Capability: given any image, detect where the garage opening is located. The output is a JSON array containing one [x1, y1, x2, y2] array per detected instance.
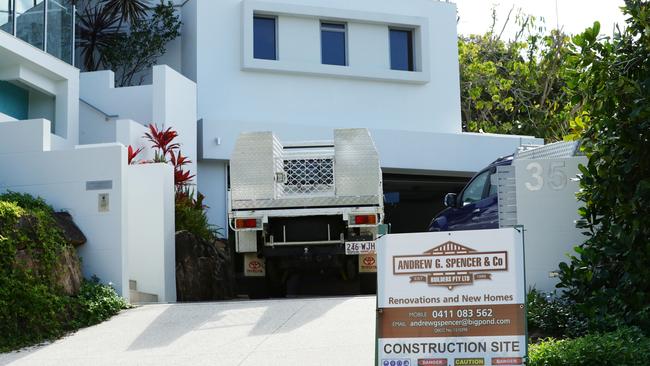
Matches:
[[383, 173, 470, 233]]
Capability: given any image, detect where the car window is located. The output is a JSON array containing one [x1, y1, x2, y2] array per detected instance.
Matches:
[[461, 170, 490, 205]]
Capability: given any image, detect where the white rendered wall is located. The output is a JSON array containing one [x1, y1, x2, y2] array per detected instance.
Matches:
[[0, 30, 79, 143], [200, 120, 543, 176], [79, 65, 197, 177], [0, 118, 52, 153], [189, 0, 461, 134], [152, 65, 198, 176], [0, 119, 177, 302], [0, 120, 129, 298], [197, 160, 229, 236], [0, 112, 17, 122], [78, 103, 117, 144], [79, 70, 153, 129], [127, 163, 176, 302], [181, 0, 198, 82], [115, 119, 156, 162]]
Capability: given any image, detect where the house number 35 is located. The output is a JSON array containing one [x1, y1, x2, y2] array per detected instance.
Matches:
[[525, 161, 568, 191]]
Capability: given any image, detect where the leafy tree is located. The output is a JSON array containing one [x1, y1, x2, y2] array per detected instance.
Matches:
[[75, 0, 180, 86], [558, 0, 650, 332], [102, 2, 180, 86], [458, 8, 576, 141]]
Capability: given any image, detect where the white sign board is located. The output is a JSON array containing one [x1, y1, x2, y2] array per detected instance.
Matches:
[[377, 228, 526, 366]]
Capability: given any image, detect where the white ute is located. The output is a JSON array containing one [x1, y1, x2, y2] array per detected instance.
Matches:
[[228, 128, 384, 297]]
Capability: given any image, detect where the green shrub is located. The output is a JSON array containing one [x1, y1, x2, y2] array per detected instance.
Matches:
[[71, 276, 130, 328], [175, 191, 222, 241], [527, 289, 587, 339], [528, 327, 650, 366], [558, 1, 650, 332], [0, 191, 54, 213], [0, 193, 128, 351], [0, 195, 68, 351]]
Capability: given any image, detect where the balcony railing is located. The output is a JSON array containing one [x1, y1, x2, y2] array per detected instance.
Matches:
[[0, 0, 75, 64]]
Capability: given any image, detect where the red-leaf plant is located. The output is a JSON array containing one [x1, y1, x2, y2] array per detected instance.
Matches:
[[170, 150, 195, 187], [144, 124, 180, 162], [137, 124, 195, 194], [127, 145, 143, 165]]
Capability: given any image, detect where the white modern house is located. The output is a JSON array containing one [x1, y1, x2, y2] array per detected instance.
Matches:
[[167, 0, 543, 233], [0, 1, 189, 303], [1, 0, 545, 302]]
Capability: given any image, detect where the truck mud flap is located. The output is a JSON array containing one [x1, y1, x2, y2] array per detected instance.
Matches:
[[244, 253, 265, 277], [359, 253, 377, 273]]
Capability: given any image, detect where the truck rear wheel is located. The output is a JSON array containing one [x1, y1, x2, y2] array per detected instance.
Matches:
[[345, 255, 358, 281], [266, 258, 286, 298], [360, 273, 377, 294], [247, 277, 269, 299]]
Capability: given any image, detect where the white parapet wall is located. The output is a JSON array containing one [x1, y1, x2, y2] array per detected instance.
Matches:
[[79, 65, 198, 177], [0, 119, 176, 302], [127, 163, 176, 302], [0, 30, 79, 145]]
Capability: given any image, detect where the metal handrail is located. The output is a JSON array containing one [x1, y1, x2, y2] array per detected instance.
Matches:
[[79, 98, 119, 121]]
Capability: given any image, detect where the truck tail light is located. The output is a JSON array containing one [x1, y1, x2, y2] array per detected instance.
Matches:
[[235, 218, 259, 229], [353, 214, 377, 225]]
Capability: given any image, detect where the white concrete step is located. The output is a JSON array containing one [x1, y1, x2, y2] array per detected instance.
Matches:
[[128, 279, 159, 304]]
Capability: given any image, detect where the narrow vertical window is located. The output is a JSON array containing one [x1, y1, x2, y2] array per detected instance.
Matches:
[[390, 29, 414, 71], [321, 22, 346, 66], [254, 16, 276, 60]]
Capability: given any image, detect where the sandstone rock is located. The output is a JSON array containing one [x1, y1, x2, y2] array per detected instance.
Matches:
[[175, 231, 234, 301], [55, 245, 83, 296], [54, 212, 87, 247], [14, 245, 83, 296], [11, 211, 85, 296]]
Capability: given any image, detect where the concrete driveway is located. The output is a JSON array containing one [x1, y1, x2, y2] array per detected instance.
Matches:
[[0, 296, 376, 366]]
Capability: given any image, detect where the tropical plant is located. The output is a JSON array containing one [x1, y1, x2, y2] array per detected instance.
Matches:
[[75, 1, 121, 71], [127, 145, 142, 165], [143, 123, 180, 162], [170, 151, 195, 188], [101, 0, 149, 29], [135, 124, 223, 239], [557, 0, 650, 333], [75, 0, 181, 86], [175, 192, 222, 240]]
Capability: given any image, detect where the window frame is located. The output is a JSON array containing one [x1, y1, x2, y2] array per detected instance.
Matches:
[[320, 21, 348, 66], [253, 14, 278, 61], [389, 27, 415, 71], [242, 1, 431, 84]]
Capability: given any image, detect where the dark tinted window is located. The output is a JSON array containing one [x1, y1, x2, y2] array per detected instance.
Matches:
[[254, 16, 276, 60], [321, 22, 346, 66], [390, 29, 414, 71]]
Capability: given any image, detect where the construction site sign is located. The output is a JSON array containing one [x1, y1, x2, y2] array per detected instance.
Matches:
[[376, 228, 526, 366]]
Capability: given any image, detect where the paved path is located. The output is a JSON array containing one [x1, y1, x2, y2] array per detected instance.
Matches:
[[0, 296, 376, 366]]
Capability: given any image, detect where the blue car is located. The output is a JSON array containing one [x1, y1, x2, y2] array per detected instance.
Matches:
[[428, 156, 513, 231]]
